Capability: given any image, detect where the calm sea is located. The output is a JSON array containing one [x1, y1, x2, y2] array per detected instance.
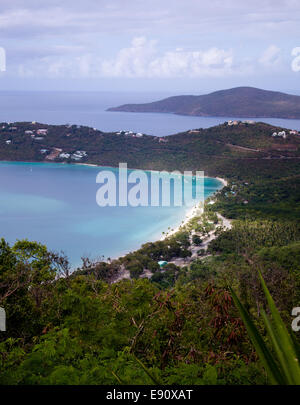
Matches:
[[1, 91, 300, 136], [0, 161, 222, 268], [0, 90, 298, 267]]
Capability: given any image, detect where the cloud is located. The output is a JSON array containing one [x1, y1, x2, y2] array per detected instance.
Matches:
[[1, 1, 298, 86], [15, 38, 286, 80], [101, 37, 234, 78], [0, 0, 300, 40]]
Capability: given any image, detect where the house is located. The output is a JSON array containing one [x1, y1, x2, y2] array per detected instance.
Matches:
[[290, 130, 298, 135], [135, 132, 143, 137], [36, 129, 48, 135], [34, 137, 44, 141], [273, 131, 287, 139], [158, 137, 168, 143], [278, 131, 287, 139], [40, 149, 49, 154], [8, 127, 17, 131], [243, 120, 255, 124], [71, 151, 87, 160], [227, 120, 239, 126], [25, 130, 34, 135], [5, 140, 11, 144], [75, 150, 87, 156], [71, 154, 82, 160], [59, 153, 71, 159]]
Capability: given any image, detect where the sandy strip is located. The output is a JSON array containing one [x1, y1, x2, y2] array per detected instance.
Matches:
[[76, 163, 99, 167], [159, 176, 227, 241], [160, 203, 203, 241], [215, 177, 228, 187]]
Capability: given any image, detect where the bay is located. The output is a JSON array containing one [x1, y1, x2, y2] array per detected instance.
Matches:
[[0, 161, 222, 268]]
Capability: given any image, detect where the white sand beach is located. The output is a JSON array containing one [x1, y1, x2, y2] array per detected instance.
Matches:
[[160, 177, 227, 240]]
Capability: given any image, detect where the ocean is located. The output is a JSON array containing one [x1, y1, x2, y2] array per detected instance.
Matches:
[[1, 91, 300, 136]]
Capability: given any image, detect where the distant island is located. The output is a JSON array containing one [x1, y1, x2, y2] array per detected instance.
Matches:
[[107, 86, 300, 119]]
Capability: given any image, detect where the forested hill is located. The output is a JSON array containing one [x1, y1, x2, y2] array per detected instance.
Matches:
[[107, 87, 300, 119], [1, 120, 300, 179]]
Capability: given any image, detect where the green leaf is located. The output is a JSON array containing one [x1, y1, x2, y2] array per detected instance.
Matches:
[[230, 287, 284, 385], [133, 354, 160, 385], [258, 271, 300, 385]]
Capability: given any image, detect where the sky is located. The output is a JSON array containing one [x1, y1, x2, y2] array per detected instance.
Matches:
[[0, 0, 300, 93]]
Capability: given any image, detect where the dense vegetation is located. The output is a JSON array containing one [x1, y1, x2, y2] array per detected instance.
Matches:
[[1, 120, 300, 177], [1, 120, 300, 385]]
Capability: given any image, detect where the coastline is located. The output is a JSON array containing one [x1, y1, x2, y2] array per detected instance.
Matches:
[[215, 176, 228, 187], [0, 159, 226, 263], [159, 176, 226, 241], [159, 202, 203, 241]]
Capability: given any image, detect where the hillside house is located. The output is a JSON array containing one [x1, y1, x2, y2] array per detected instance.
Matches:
[[59, 153, 71, 159], [37, 129, 48, 135]]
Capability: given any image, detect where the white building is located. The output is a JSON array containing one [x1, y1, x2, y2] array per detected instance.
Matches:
[[71, 151, 87, 160], [37, 129, 48, 135], [278, 131, 287, 139], [59, 153, 71, 159]]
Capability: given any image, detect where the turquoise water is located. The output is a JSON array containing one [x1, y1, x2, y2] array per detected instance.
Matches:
[[0, 161, 222, 268]]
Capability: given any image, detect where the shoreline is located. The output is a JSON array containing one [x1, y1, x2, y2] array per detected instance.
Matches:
[[71, 163, 227, 244], [215, 176, 228, 187], [159, 202, 203, 241], [0, 159, 227, 264], [159, 176, 226, 241]]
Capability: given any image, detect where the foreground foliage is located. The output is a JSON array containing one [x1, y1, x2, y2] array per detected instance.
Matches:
[[231, 272, 300, 385]]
